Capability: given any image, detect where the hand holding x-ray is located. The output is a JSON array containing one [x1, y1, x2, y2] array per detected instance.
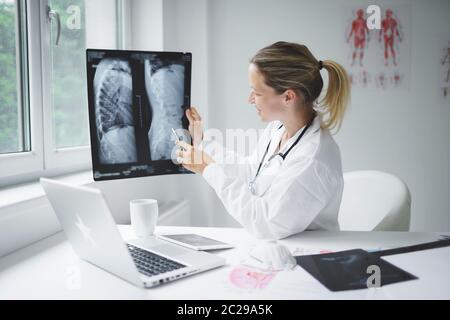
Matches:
[[175, 140, 214, 174], [185, 107, 204, 147]]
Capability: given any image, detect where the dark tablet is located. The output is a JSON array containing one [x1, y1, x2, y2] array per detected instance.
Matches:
[[86, 49, 192, 181]]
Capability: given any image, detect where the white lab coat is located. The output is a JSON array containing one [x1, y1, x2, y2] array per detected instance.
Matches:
[[200, 114, 344, 240]]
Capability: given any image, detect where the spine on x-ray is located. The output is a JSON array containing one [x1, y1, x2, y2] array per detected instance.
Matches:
[[145, 59, 185, 161], [93, 58, 138, 164]]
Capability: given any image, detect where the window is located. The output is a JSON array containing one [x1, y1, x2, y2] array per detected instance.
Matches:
[[49, 0, 90, 149], [0, 0, 123, 184], [0, 0, 29, 155]]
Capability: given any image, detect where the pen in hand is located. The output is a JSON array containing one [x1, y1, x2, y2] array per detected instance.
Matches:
[[172, 128, 185, 152]]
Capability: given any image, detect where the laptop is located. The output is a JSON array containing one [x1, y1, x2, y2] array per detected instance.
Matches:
[[40, 178, 225, 288]]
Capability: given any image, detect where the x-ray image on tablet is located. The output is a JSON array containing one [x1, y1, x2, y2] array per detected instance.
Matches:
[[86, 49, 192, 181]]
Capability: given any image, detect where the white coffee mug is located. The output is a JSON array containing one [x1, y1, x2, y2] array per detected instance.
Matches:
[[130, 199, 159, 237]]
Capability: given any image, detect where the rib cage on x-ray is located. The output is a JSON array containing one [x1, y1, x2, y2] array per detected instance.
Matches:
[[93, 58, 138, 164], [145, 58, 185, 160]]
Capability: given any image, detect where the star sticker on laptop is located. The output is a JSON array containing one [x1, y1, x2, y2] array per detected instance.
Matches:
[[75, 214, 97, 247]]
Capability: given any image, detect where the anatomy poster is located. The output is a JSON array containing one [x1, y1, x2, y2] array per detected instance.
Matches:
[[86, 50, 192, 181], [439, 37, 450, 101], [342, 4, 411, 90]]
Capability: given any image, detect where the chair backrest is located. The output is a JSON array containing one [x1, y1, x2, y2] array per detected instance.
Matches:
[[338, 171, 411, 231]]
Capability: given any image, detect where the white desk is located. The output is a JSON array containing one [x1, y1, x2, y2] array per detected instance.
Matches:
[[0, 226, 449, 300]]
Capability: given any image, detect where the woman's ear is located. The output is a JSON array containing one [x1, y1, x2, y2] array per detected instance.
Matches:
[[282, 89, 300, 106]]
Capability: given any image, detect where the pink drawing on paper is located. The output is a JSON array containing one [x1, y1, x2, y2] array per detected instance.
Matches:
[[229, 266, 276, 290], [319, 249, 335, 254], [292, 248, 335, 256]]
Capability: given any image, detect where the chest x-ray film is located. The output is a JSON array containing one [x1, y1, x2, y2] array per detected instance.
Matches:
[[86, 49, 192, 181], [295, 249, 417, 291]]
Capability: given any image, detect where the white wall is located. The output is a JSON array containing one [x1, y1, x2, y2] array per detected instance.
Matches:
[[161, 0, 217, 226], [129, 0, 164, 50], [85, 0, 117, 49], [132, 0, 450, 231]]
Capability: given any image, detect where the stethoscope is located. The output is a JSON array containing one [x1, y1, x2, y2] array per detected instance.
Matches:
[[248, 120, 313, 194]]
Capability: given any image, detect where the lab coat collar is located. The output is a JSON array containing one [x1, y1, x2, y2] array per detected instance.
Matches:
[[280, 113, 321, 145], [270, 113, 322, 154], [310, 112, 322, 134]]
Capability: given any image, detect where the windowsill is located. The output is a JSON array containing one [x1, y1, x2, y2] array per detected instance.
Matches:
[[0, 170, 192, 258], [0, 170, 94, 258], [0, 171, 94, 210], [0, 171, 189, 222]]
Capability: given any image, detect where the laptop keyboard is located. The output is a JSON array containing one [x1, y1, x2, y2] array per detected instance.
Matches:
[[127, 244, 186, 277]]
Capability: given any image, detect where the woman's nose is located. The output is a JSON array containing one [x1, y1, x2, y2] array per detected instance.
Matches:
[[248, 92, 255, 104]]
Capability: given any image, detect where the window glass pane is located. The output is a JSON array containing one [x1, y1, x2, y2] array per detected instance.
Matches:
[[0, 0, 25, 154], [49, 0, 117, 148], [49, 0, 87, 148]]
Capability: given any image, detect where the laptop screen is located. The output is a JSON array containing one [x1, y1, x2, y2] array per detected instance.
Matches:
[[86, 49, 192, 181]]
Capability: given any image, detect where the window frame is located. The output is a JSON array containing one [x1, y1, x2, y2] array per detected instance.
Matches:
[[0, 0, 126, 186], [0, 0, 44, 182], [39, 0, 91, 170]]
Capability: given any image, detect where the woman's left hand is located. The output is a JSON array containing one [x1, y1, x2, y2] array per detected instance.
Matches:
[[175, 141, 215, 175]]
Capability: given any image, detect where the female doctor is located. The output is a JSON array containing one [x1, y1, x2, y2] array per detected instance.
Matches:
[[176, 41, 350, 240]]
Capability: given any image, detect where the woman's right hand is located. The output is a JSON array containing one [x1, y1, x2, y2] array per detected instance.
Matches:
[[186, 107, 204, 147]]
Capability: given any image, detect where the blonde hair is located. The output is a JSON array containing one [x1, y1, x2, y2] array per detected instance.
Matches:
[[250, 41, 350, 132]]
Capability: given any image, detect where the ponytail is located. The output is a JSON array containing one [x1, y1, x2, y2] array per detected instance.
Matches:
[[318, 60, 350, 132]]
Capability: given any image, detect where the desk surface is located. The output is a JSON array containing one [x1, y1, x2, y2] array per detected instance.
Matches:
[[0, 226, 449, 300]]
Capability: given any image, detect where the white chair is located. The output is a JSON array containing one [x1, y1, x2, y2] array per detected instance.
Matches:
[[338, 171, 411, 231]]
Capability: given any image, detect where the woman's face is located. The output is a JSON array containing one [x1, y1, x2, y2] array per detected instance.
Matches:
[[248, 63, 285, 122]]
